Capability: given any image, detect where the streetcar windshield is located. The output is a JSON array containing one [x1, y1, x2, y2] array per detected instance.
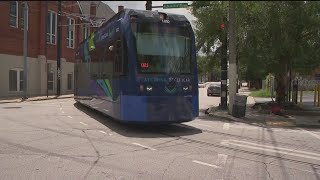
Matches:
[[132, 23, 191, 74]]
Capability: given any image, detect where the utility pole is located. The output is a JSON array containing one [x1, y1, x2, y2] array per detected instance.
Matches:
[[57, 0, 62, 96], [228, 1, 237, 114], [45, 1, 48, 97], [220, 20, 228, 110], [146, 1, 152, 10], [23, 1, 28, 100]]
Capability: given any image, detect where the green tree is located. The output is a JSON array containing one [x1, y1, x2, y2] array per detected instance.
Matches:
[[197, 55, 221, 81], [192, 1, 320, 103]]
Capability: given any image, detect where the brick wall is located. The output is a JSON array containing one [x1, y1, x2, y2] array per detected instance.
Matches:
[[0, 1, 83, 62]]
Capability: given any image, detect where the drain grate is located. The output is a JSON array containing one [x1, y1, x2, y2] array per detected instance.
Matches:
[[3, 107, 22, 109]]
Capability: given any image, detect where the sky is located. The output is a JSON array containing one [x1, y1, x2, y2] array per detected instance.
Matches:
[[102, 1, 197, 27]]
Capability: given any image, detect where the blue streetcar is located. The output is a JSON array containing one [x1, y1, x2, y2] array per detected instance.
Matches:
[[74, 9, 199, 124]]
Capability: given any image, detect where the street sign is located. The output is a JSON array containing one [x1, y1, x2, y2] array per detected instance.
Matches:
[[163, 3, 188, 9]]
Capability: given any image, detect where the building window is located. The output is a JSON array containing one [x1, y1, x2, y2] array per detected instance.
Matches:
[[21, 3, 28, 30], [67, 17, 75, 48], [9, 69, 24, 92], [47, 11, 57, 45], [83, 24, 90, 40], [67, 73, 73, 90], [10, 1, 18, 27], [48, 72, 54, 91]]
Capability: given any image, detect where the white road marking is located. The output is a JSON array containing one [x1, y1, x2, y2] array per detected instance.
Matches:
[[220, 140, 230, 147], [299, 128, 320, 140], [80, 122, 88, 126], [59, 108, 62, 110], [191, 123, 212, 128], [93, 106, 98, 109], [223, 123, 230, 130], [216, 154, 228, 166], [230, 125, 260, 130], [221, 140, 320, 161], [103, 109, 109, 112], [132, 143, 156, 151], [62, 111, 65, 114], [230, 140, 320, 157], [192, 160, 220, 168], [67, 116, 72, 119], [99, 131, 107, 134], [109, 133, 113, 136]]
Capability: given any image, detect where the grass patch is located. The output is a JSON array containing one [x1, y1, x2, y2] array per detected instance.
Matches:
[[303, 91, 315, 94], [250, 89, 271, 97]]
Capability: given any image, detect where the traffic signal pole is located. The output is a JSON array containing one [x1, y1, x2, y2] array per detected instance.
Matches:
[[220, 27, 228, 110], [219, 20, 228, 110], [146, 1, 152, 10]]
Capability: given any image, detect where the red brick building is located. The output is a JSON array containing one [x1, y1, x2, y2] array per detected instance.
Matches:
[[0, 1, 114, 98]]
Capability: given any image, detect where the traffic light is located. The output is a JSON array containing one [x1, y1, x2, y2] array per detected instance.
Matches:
[[220, 23, 225, 30], [146, 1, 152, 10]]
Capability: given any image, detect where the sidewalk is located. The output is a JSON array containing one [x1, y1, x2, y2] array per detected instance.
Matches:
[[207, 88, 320, 128], [0, 94, 74, 104]]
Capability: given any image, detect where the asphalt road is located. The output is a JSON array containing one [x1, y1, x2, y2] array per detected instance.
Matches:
[[0, 89, 320, 180]]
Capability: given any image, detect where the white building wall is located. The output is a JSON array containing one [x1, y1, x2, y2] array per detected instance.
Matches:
[[0, 54, 74, 99]]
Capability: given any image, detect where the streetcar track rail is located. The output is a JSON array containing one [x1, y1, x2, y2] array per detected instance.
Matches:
[[157, 130, 320, 167], [179, 123, 320, 153]]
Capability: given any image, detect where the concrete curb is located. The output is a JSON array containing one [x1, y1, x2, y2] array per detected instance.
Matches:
[[207, 108, 267, 128], [208, 112, 301, 128], [283, 110, 320, 116], [296, 124, 320, 129], [0, 96, 74, 104]]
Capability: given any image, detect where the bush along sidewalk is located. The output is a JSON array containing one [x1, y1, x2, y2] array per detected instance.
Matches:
[[250, 89, 271, 97]]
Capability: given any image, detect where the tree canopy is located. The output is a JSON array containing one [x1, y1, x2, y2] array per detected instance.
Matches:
[[192, 1, 320, 102], [192, 1, 320, 79]]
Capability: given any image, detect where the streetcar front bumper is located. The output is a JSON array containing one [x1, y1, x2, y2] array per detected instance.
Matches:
[[121, 95, 197, 123]]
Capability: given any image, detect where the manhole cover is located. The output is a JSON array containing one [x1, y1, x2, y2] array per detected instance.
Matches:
[[3, 107, 22, 109]]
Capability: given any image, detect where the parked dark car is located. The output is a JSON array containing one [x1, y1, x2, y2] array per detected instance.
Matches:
[[207, 84, 221, 96]]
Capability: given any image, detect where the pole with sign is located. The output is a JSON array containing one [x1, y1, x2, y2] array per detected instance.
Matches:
[[57, 0, 62, 96], [23, 1, 28, 100]]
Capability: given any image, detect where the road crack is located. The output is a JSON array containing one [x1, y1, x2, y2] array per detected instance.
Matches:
[[82, 130, 101, 180], [161, 153, 193, 180], [263, 162, 274, 180]]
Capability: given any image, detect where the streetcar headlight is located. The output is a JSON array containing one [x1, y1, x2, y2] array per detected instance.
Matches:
[[146, 86, 153, 91], [140, 85, 144, 92]]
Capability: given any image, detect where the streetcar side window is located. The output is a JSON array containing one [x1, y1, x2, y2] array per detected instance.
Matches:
[[102, 42, 114, 78], [113, 36, 128, 76], [114, 38, 123, 75], [90, 47, 104, 79]]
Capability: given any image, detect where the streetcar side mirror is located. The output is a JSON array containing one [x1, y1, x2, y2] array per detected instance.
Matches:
[[109, 45, 114, 51]]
